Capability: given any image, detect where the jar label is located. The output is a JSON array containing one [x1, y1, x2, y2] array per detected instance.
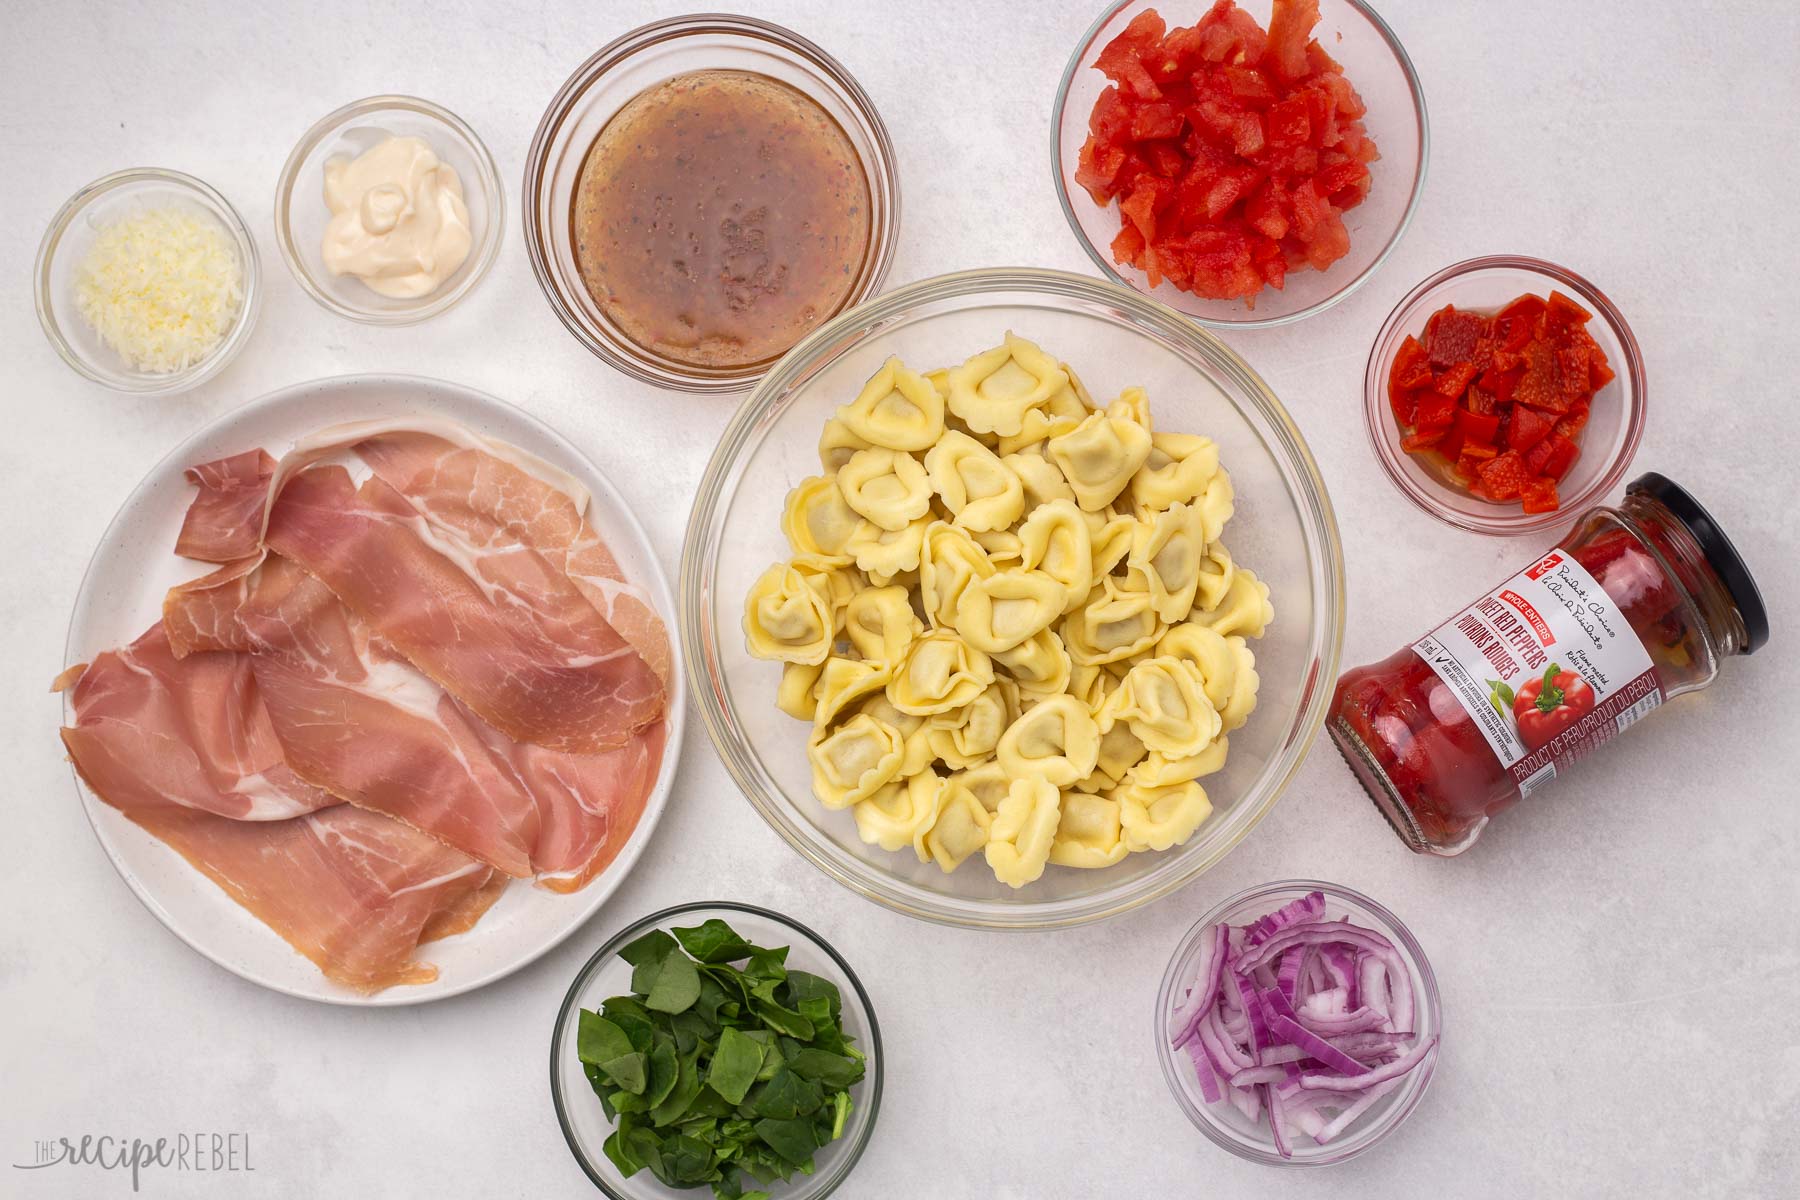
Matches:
[[1412, 548, 1662, 795]]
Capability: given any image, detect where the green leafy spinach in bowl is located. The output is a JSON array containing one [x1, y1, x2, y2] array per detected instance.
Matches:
[[575, 916, 869, 1198]]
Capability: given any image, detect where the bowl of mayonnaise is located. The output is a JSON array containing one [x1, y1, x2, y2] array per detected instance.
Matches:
[[275, 94, 503, 325]]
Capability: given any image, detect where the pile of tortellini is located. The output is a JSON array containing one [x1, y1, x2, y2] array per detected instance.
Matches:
[[743, 333, 1273, 890]]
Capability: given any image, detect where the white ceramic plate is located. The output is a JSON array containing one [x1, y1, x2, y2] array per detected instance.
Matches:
[[62, 375, 685, 1005]]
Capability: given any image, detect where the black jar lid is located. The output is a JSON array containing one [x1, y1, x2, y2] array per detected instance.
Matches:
[[1628, 473, 1769, 654]]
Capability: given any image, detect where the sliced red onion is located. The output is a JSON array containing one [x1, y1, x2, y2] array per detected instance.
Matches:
[[1227, 1082, 1261, 1123], [1298, 1037, 1439, 1092], [1315, 1079, 1403, 1145], [1169, 893, 1435, 1158], [1169, 922, 1230, 1044], [1276, 945, 1306, 1005], [1265, 1084, 1293, 1158], [1228, 1064, 1291, 1087], [1268, 1013, 1371, 1077], [1186, 1039, 1224, 1104], [1245, 889, 1326, 947], [1228, 970, 1268, 1064]]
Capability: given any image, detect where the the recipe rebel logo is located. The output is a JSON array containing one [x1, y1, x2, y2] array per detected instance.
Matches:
[[11, 1131, 255, 1192]]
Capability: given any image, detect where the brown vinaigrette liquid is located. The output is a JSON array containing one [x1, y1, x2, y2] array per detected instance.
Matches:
[[572, 70, 873, 370]]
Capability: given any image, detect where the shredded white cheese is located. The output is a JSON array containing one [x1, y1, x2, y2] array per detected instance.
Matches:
[[74, 205, 244, 374]]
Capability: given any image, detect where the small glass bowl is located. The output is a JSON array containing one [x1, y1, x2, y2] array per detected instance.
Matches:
[[549, 902, 882, 1199], [1052, 0, 1428, 329], [683, 268, 1345, 929], [1364, 255, 1647, 536], [523, 14, 900, 393], [1155, 879, 1442, 1166], [34, 168, 260, 394], [275, 95, 503, 325]]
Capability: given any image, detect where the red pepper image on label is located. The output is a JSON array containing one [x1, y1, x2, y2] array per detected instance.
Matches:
[[1511, 663, 1596, 750]]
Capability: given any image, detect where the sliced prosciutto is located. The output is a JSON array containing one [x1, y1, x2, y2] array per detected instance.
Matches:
[[266, 465, 662, 754], [60, 419, 670, 993], [457, 703, 666, 893], [58, 624, 334, 822], [163, 555, 261, 657], [124, 803, 500, 991], [355, 430, 673, 688], [239, 558, 541, 878], [163, 553, 662, 886], [174, 449, 277, 563]]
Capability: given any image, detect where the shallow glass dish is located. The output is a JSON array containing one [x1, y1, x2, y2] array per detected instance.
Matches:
[[1155, 879, 1441, 1166], [550, 902, 882, 1199], [523, 14, 900, 393], [275, 95, 503, 325], [35, 167, 260, 394], [1052, 0, 1428, 329], [683, 268, 1345, 929], [1364, 255, 1647, 536]]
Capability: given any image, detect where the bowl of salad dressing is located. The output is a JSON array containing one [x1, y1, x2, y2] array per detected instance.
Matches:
[[526, 15, 900, 393]]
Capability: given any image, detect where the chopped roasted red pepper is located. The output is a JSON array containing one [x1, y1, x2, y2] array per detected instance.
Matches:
[[1475, 450, 1527, 501], [1518, 477, 1560, 515], [1387, 290, 1614, 514]]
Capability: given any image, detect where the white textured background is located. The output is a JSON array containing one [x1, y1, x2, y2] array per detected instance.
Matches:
[[3, 1, 1796, 1196]]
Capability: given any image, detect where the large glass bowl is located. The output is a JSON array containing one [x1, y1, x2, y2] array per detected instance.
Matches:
[[682, 268, 1345, 929], [1155, 880, 1441, 1166], [524, 14, 900, 393], [1052, 0, 1428, 329], [550, 902, 882, 1199]]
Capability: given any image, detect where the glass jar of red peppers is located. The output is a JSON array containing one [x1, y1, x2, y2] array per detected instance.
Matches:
[[1330, 474, 1768, 855]]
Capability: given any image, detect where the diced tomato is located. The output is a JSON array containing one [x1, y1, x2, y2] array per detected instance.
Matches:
[[1075, 140, 1128, 204], [1130, 102, 1185, 141], [1520, 477, 1560, 514], [1095, 10, 1169, 99], [1145, 141, 1188, 177], [1245, 182, 1289, 240], [1077, 1, 1373, 307], [1110, 222, 1146, 268], [1221, 65, 1277, 107], [1264, 0, 1321, 82], [1301, 209, 1350, 269]]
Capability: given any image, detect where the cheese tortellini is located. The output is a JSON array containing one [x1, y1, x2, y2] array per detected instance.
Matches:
[[747, 334, 1276, 889]]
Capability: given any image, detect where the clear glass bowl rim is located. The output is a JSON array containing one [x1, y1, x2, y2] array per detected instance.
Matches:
[[34, 166, 262, 394], [1049, 0, 1431, 330], [1153, 877, 1442, 1167], [680, 265, 1347, 930], [1361, 253, 1649, 536], [548, 900, 884, 1198], [521, 12, 901, 393], [273, 93, 505, 326]]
